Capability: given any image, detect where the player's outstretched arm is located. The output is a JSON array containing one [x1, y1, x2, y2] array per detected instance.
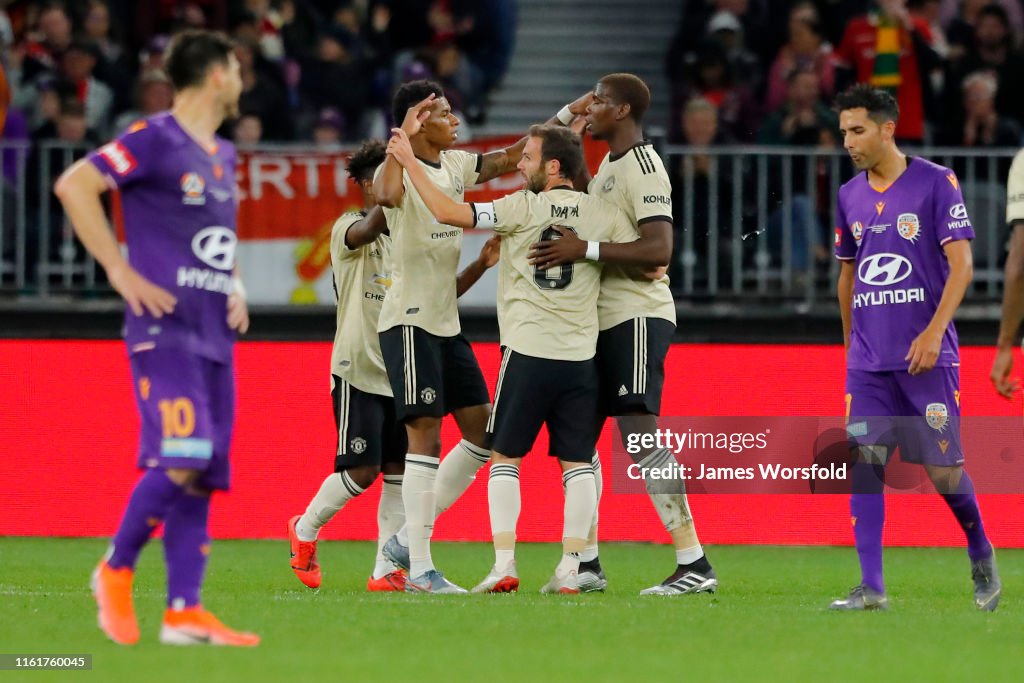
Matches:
[[386, 128, 474, 228], [477, 137, 527, 184], [528, 220, 670, 269], [456, 235, 500, 297], [477, 101, 594, 185], [343, 206, 388, 249], [837, 260, 855, 352], [906, 239, 973, 375], [992, 222, 1024, 397], [54, 159, 176, 317]]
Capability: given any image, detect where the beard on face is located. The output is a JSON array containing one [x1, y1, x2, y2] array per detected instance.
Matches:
[[525, 167, 548, 193]]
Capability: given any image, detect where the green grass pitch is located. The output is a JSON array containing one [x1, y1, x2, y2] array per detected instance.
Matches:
[[1, 538, 1020, 682]]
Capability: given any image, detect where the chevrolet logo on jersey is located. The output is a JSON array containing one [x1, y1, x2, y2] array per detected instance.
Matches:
[[370, 273, 392, 289]]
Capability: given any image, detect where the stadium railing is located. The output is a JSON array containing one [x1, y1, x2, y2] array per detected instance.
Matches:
[[660, 144, 1018, 306], [0, 141, 1018, 307]]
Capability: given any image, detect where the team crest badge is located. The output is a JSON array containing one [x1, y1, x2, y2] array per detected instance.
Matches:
[[350, 437, 367, 454], [421, 387, 437, 404], [602, 175, 616, 193], [897, 213, 920, 242], [181, 172, 206, 205], [851, 221, 864, 241], [925, 403, 948, 432]]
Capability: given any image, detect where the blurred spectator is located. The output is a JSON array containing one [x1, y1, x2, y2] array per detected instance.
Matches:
[[671, 97, 741, 290], [312, 106, 344, 147], [835, 0, 941, 144], [419, 40, 483, 121], [940, 70, 1022, 155], [135, 1, 227, 46], [759, 69, 838, 273], [19, 2, 72, 84], [451, 0, 515, 93], [382, 0, 436, 53], [665, 0, 772, 83], [241, 0, 286, 62], [235, 39, 293, 140], [27, 100, 97, 278], [944, 0, 1024, 65], [765, 3, 839, 112], [112, 69, 173, 134], [233, 112, 263, 146], [944, 3, 1024, 128], [908, 0, 949, 102], [58, 41, 114, 136], [758, 70, 838, 146], [671, 41, 760, 142], [83, 0, 135, 113], [705, 10, 763, 95], [138, 34, 170, 74], [299, 28, 367, 141], [277, 0, 320, 61]]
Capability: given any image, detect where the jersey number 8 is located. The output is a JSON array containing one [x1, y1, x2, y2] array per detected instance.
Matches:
[[532, 225, 576, 290]]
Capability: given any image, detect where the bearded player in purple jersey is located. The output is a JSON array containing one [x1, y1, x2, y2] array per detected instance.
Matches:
[[55, 31, 259, 645], [831, 85, 1000, 612]]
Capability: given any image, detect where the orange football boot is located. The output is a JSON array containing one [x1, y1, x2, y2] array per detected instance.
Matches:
[[367, 570, 407, 592], [159, 606, 260, 646], [288, 515, 321, 589], [91, 560, 140, 645]]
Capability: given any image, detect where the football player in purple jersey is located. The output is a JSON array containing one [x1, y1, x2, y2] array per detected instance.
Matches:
[[56, 30, 258, 645], [831, 85, 999, 611]]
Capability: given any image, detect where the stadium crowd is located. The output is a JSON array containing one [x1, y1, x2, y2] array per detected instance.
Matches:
[[2, 0, 1023, 293], [667, 0, 1024, 148], [0, 0, 516, 148]]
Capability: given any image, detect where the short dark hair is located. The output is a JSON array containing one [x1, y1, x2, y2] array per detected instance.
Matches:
[[347, 139, 387, 184], [598, 73, 651, 123], [164, 30, 234, 91], [391, 79, 444, 127], [835, 84, 899, 125], [528, 124, 583, 181], [979, 3, 1010, 28]]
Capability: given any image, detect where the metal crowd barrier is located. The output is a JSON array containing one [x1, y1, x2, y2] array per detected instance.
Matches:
[[662, 144, 1019, 305], [0, 140, 1019, 305]]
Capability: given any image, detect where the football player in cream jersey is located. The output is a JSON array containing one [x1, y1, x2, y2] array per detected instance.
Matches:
[[386, 122, 636, 593], [372, 79, 532, 593], [529, 73, 717, 596], [287, 140, 498, 592]]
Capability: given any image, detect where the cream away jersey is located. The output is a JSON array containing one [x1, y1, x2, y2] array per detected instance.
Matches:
[[1008, 149, 1024, 226], [376, 150, 481, 337], [330, 211, 393, 396], [589, 141, 677, 330], [486, 187, 636, 361]]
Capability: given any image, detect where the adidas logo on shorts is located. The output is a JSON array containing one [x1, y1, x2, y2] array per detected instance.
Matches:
[[618, 385, 628, 397]]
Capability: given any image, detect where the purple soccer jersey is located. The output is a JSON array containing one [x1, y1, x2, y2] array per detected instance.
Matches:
[[88, 113, 238, 363], [835, 157, 975, 372]]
